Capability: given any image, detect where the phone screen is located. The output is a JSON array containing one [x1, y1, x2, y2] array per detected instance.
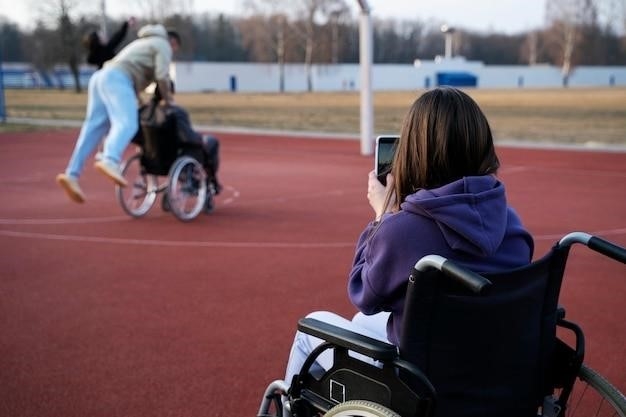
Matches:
[[375, 135, 399, 186]]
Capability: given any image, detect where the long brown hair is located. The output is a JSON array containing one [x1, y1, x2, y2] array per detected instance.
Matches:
[[387, 87, 500, 211]]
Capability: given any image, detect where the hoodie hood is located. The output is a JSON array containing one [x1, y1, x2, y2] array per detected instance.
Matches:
[[400, 175, 507, 256], [137, 24, 168, 39]]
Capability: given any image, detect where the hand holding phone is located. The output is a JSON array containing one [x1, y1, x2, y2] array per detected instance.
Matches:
[[375, 135, 399, 186]]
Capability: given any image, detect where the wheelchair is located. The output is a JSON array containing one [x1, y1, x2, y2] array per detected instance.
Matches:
[[258, 232, 626, 417], [115, 104, 213, 222]]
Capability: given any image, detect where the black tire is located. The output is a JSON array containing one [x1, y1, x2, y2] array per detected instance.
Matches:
[[561, 364, 626, 417], [324, 400, 401, 417], [116, 154, 158, 217]]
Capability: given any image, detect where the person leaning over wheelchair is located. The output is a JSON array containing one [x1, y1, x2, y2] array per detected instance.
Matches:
[[56, 24, 180, 204], [137, 82, 222, 213], [284, 87, 535, 390]]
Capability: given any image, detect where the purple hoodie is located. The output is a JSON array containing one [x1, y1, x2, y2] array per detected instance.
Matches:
[[348, 175, 534, 345]]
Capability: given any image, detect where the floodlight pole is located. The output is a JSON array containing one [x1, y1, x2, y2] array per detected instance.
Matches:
[[357, 0, 374, 155], [441, 24, 456, 59]]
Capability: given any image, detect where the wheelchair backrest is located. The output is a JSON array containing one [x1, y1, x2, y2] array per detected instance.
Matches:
[[137, 104, 179, 176], [399, 244, 571, 417]]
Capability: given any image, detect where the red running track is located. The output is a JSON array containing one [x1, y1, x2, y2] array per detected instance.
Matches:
[[0, 129, 624, 417]]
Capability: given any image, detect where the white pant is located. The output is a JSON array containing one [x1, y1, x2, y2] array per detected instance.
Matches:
[[284, 311, 391, 384]]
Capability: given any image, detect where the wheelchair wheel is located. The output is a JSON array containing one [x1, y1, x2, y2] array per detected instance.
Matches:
[[116, 154, 158, 217], [324, 400, 400, 417], [166, 156, 207, 222], [560, 364, 626, 417]]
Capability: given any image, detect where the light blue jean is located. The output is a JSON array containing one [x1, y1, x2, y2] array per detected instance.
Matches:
[[65, 67, 138, 179]]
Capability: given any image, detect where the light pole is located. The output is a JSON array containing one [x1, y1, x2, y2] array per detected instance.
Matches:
[[100, 0, 108, 38], [440, 24, 456, 59], [356, 0, 374, 155]]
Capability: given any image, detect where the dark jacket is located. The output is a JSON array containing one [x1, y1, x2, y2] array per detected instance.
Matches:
[[348, 175, 534, 345], [164, 106, 203, 146]]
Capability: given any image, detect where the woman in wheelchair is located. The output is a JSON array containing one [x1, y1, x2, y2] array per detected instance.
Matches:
[[137, 82, 221, 213], [282, 87, 534, 414]]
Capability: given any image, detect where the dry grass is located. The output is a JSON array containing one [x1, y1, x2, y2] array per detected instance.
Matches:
[[3, 88, 626, 144]]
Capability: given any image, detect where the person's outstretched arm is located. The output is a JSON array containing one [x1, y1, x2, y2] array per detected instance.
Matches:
[[106, 21, 130, 51]]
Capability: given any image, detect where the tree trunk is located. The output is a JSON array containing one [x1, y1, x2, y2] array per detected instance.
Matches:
[[69, 57, 81, 93], [305, 40, 313, 92]]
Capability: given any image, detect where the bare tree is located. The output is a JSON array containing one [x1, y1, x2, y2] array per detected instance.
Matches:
[[300, 0, 318, 91], [133, 0, 174, 22], [545, 0, 597, 86], [327, 2, 350, 63], [622, 0, 626, 32], [522, 30, 539, 65], [59, 8, 82, 92], [22, 23, 58, 74], [241, 0, 290, 91], [33, 0, 82, 91], [132, 0, 190, 22], [291, 0, 349, 91]]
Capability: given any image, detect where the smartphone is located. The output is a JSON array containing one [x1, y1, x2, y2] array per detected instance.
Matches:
[[375, 135, 399, 186]]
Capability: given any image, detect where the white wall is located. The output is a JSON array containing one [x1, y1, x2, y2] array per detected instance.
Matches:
[[3, 59, 626, 91], [171, 58, 626, 93]]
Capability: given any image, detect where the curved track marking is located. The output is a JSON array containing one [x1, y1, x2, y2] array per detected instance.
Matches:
[[503, 165, 626, 178], [0, 216, 129, 225], [534, 228, 626, 241], [1, 228, 625, 248], [224, 188, 351, 207], [0, 230, 355, 248], [219, 185, 240, 206]]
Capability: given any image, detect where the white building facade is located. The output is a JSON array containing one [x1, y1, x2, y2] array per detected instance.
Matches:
[[3, 58, 626, 92]]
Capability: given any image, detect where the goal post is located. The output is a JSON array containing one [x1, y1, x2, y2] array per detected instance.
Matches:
[[356, 0, 374, 155]]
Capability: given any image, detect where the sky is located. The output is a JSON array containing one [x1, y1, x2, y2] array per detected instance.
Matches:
[[0, 0, 547, 35]]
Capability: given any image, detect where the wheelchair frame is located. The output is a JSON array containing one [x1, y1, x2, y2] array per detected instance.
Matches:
[[116, 152, 208, 222], [257, 232, 626, 417], [115, 107, 213, 222]]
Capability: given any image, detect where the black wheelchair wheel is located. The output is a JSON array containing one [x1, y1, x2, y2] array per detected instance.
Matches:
[[166, 156, 207, 222], [324, 400, 401, 417], [559, 364, 626, 417], [116, 153, 158, 217]]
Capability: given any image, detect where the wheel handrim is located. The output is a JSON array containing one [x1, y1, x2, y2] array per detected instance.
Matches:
[[116, 154, 157, 217], [167, 156, 207, 221]]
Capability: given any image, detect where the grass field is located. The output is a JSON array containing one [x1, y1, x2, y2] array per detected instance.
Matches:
[[3, 88, 626, 145]]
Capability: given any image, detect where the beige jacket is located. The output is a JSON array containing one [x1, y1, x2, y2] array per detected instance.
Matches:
[[105, 24, 172, 96]]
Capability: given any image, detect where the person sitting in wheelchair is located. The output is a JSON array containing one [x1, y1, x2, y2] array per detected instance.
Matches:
[[134, 81, 222, 213], [281, 87, 534, 415]]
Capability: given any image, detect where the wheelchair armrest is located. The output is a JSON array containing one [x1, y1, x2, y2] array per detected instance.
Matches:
[[298, 317, 398, 361]]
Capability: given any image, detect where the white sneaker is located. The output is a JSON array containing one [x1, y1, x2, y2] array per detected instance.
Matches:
[[56, 174, 85, 203], [94, 160, 127, 187]]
